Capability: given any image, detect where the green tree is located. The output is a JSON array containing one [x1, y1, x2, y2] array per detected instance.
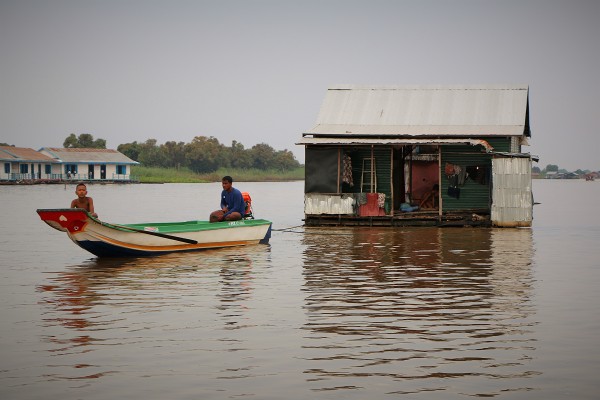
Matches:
[[545, 164, 559, 172], [273, 149, 300, 171], [78, 133, 95, 147], [250, 143, 276, 170], [161, 141, 187, 169], [185, 136, 224, 173], [138, 139, 169, 167], [115, 136, 302, 173], [63, 134, 78, 148], [227, 140, 252, 169], [63, 133, 107, 148], [117, 141, 143, 161], [93, 138, 107, 148], [532, 166, 541, 174]]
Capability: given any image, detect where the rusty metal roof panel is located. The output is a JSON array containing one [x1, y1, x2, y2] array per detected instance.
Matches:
[[39, 148, 139, 164], [0, 146, 58, 162]]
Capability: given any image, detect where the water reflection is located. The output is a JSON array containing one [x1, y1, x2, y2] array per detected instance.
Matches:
[[36, 246, 269, 381], [216, 251, 256, 330], [301, 227, 538, 397]]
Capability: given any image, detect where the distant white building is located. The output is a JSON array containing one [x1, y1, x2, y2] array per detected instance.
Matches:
[[39, 147, 139, 181], [1, 146, 59, 181]]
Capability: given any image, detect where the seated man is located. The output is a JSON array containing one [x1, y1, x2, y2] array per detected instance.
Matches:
[[209, 176, 246, 223], [419, 183, 439, 209]]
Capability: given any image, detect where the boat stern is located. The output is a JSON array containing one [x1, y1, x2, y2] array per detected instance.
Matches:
[[259, 223, 272, 244]]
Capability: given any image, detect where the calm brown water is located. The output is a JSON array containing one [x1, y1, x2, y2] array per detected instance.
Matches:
[[0, 180, 598, 399]]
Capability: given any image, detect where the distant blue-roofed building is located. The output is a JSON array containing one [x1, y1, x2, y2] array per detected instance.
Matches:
[[39, 147, 139, 182], [0, 145, 59, 181]]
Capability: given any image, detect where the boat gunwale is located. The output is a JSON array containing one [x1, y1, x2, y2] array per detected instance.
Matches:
[[120, 219, 272, 234]]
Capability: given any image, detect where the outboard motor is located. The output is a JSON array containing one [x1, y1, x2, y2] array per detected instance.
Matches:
[[242, 192, 254, 219]]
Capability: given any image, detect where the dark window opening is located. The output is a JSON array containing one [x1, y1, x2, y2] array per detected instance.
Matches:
[[466, 165, 489, 185]]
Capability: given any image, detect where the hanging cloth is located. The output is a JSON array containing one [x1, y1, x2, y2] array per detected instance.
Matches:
[[377, 193, 386, 208], [342, 154, 354, 187]]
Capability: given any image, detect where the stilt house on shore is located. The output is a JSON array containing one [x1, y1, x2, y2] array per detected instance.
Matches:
[[1, 146, 139, 183], [297, 84, 536, 227], [1, 146, 59, 181], [38, 147, 139, 182]]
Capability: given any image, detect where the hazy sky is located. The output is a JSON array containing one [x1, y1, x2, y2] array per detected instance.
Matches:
[[1, 0, 598, 170]]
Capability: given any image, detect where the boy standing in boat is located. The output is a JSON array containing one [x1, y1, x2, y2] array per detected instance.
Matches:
[[71, 183, 98, 218], [210, 176, 245, 223]]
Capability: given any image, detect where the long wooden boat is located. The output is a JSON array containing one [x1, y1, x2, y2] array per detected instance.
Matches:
[[37, 208, 272, 257]]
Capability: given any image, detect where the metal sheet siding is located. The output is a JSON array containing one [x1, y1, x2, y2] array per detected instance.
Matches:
[[491, 157, 533, 227], [304, 194, 355, 214]]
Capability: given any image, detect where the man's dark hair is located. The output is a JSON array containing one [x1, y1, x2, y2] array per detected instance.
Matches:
[[222, 176, 233, 183]]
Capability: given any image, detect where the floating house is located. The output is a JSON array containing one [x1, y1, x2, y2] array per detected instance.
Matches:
[[1, 146, 59, 181], [297, 84, 536, 227], [39, 148, 139, 182]]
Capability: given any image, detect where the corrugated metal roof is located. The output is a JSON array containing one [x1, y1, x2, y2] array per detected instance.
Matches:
[[304, 84, 530, 138], [296, 137, 494, 152], [39, 148, 139, 164], [0, 146, 58, 162]]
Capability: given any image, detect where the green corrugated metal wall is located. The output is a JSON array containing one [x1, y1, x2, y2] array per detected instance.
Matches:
[[486, 138, 512, 153], [440, 138, 511, 211]]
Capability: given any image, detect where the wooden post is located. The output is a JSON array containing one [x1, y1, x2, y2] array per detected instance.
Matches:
[[408, 146, 413, 203], [389, 147, 393, 215], [370, 145, 374, 193], [438, 146, 443, 220], [337, 148, 341, 194]]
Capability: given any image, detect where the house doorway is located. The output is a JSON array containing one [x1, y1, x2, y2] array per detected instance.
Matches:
[[88, 164, 94, 179], [100, 165, 106, 179]]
